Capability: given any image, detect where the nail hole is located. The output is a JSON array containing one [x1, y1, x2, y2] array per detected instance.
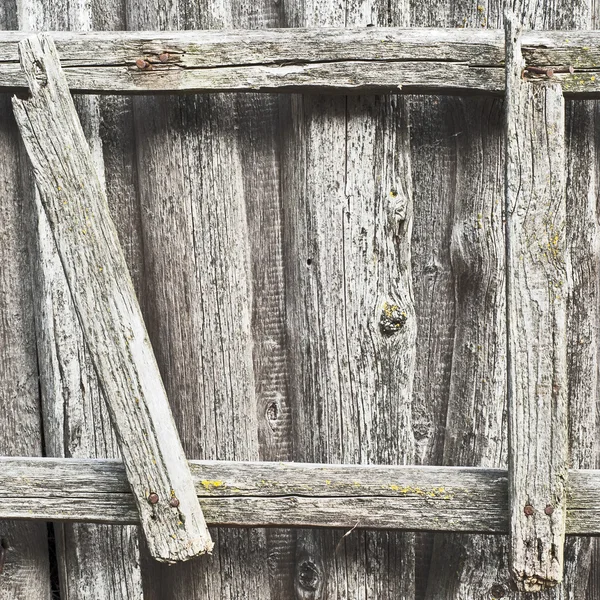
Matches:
[[306, 258, 312, 266]]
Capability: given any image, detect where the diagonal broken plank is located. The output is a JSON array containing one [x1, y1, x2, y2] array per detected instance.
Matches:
[[12, 34, 213, 563]]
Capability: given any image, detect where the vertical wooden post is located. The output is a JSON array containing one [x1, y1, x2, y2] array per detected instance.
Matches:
[[505, 12, 569, 592]]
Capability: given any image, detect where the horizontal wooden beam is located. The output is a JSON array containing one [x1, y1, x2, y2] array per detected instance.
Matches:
[[0, 28, 599, 96], [1, 457, 600, 534]]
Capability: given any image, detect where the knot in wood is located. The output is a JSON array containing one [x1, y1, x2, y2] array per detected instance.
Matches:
[[379, 301, 407, 335], [490, 583, 506, 598], [297, 560, 320, 592]]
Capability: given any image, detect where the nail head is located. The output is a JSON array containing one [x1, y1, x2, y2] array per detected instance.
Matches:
[[169, 497, 180, 508], [524, 504, 534, 517], [148, 492, 159, 504], [159, 53, 169, 63], [544, 504, 554, 516]]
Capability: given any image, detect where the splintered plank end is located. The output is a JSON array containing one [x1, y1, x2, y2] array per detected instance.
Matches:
[[12, 34, 213, 563], [504, 12, 569, 592]]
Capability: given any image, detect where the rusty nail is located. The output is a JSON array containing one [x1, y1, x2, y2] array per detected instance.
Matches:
[[546, 68, 554, 78], [135, 58, 149, 70], [169, 497, 180, 508], [148, 492, 159, 504], [553, 65, 575, 74], [524, 65, 547, 75], [524, 504, 534, 517], [545, 504, 554, 516], [158, 53, 169, 63]]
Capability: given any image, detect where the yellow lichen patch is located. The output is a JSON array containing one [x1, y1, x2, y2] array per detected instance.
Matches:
[[201, 480, 224, 489], [387, 485, 454, 499]]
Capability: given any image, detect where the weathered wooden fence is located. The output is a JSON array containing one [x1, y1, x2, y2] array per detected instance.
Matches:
[[1, 0, 600, 599]]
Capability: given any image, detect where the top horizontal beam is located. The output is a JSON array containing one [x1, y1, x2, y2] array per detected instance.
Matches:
[[0, 28, 599, 96]]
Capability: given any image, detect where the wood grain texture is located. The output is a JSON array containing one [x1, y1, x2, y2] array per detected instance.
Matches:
[[125, 0, 271, 598], [0, 79, 50, 600], [3, 457, 600, 535], [505, 14, 569, 592], [0, 8, 50, 600], [13, 34, 212, 563], [0, 28, 600, 95], [17, 0, 146, 597], [280, 0, 416, 598], [423, 95, 511, 600], [421, 1, 598, 599]]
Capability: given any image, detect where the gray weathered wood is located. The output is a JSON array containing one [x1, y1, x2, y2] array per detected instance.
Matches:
[[18, 2, 145, 597], [0, 28, 600, 95], [12, 34, 212, 563], [281, 1, 416, 598], [505, 13, 570, 592], [424, 95, 509, 599], [125, 1, 271, 598], [1, 457, 600, 535], [0, 86, 50, 600]]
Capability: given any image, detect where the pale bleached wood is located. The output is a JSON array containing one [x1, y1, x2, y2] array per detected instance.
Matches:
[[423, 96, 510, 599], [232, 3, 296, 597], [0, 90, 50, 600], [125, 0, 271, 598], [505, 13, 570, 592], [1, 457, 600, 535], [281, 1, 416, 598], [12, 34, 211, 563], [0, 28, 600, 95], [18, 2, 145, 597]]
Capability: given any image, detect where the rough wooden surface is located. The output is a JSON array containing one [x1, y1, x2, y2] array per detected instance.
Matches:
[[3, 458, 600, 536], [12, 34, 212, 563], [505, 14, 569, 592], [423, 96, 510, 600], [17, 1, 145, 597], [1, 28, 600, 95], [421, 1, 598, 599], [125, 1, 271, 598], [0, 39, 50, 600], [280, 1, 417, 598]]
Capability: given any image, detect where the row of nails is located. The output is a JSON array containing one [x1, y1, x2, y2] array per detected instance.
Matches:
[[135, 54, 170, 70], [524, 65, 575, 78], [148, 492, 180, 508], [524, 503, 554, 516]]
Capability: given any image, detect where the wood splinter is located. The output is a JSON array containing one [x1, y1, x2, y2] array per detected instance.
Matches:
[[12, 34, 213, 563]]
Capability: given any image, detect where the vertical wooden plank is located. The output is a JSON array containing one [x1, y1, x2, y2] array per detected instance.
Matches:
[[17, 1, 145, 598], [125, 0, 273, 597], [0, 7, 50, 600], [281, 0, 416, 597], [505, 13, 569, 592], [0, 98, 51, 600], [230, 2, 296, 595], [408, 2, 459, 596], [423, 96, 511, 600]]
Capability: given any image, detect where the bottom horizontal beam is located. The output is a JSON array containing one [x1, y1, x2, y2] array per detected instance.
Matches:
[[1, 457, 598, 534]]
